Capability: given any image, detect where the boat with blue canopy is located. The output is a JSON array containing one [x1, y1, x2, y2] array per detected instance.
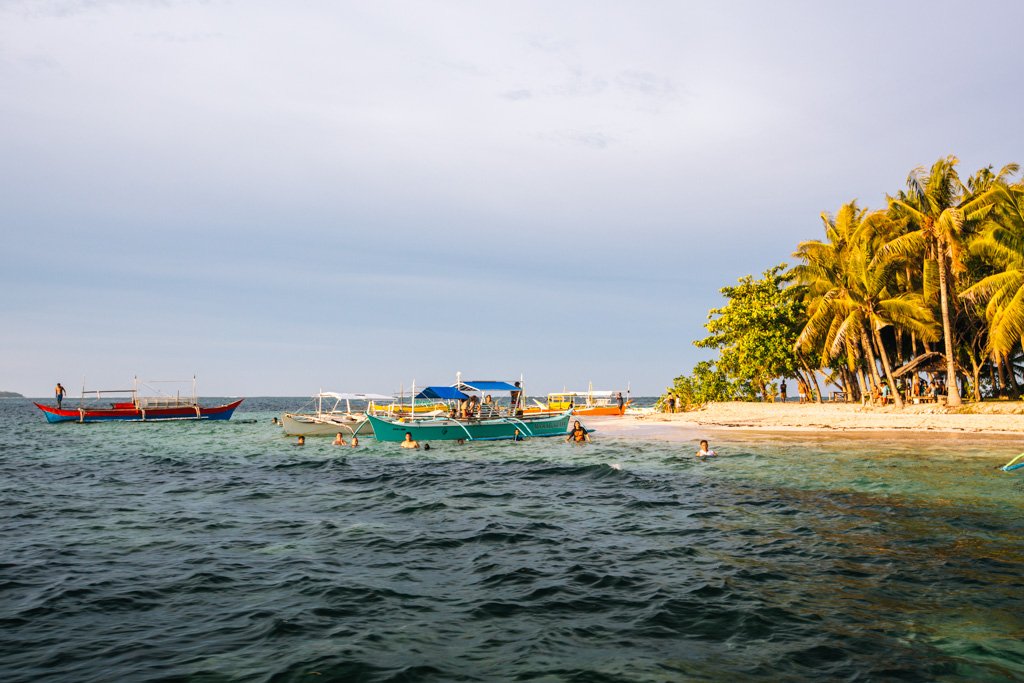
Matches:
[[365, 375, 573, 442]]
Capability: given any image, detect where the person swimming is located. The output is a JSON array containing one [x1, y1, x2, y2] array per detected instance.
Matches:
[[350, 436, 359, 447], [565, 420, 591, 443], [696, 439, 717, 458], [400, 432, 419, 449], [333, 433, 346, 446], [296, 435, 305, 446]]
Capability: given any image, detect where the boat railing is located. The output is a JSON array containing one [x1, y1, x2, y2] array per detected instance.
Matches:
[[135, 396, 197, 409]]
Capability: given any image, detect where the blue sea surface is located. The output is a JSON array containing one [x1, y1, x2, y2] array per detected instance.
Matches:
[[1, 397, 1022, 682]]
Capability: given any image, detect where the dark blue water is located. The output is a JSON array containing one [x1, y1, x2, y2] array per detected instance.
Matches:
[[1, 398, 1022, 682]]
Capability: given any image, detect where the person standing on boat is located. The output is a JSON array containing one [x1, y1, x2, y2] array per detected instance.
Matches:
[[511, 381, 524, 417], [565, 420, 591, 443], [55, 383, 66, 409], [400, 432, 419, 449]]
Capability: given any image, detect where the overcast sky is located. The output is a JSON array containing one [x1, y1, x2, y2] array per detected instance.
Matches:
[[2, 0, 1022, 397]]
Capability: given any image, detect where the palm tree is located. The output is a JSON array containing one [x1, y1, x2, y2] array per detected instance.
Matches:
[[961, 183, 1024, 360], [793, 202, 939, 407], [883, 156, 1012, 405]]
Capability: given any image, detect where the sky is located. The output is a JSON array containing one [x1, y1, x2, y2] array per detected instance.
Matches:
[[2, 0, 1023, 397]]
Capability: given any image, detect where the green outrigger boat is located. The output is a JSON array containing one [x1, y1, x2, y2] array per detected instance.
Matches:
[[365, 378, 574, 442]]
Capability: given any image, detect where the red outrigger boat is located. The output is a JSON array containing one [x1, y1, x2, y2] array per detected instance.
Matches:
[[34, 378, 243, 423]]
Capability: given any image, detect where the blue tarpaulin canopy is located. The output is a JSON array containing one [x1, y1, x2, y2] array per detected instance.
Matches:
[[416, 386, 469, 400], [457, 380, 519, 392]]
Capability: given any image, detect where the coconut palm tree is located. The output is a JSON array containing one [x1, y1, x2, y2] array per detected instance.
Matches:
[[793, 202, 939, 407], [961, 183, 1024, 360], [883, 156, 1013, 405]]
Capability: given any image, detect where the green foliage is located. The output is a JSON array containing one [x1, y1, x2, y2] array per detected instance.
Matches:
[[674, 156, 1024, 406], [694, 264, 805, 396], [660, 360, 752, 410]]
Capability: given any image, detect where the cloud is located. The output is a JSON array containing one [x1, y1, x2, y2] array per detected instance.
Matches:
[[543, 130, 614, 149], [501, 89, 532, 101]]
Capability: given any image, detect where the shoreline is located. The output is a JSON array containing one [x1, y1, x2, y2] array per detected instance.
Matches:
[[587, 401, 1024, 441]]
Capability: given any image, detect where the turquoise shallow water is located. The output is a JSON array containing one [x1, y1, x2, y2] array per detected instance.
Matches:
[[1, 397, 1022, 682]]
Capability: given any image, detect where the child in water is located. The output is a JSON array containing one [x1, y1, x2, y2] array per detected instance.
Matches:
[[696, 440, 717, 458]]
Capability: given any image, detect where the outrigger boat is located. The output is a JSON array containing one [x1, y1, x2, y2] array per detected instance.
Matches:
[[280, 391, 392, 437], [1001, 454, 1024, 472], [366, 376, 572, 442], [524, 383, 631, 416], [34, 377, 242, 423]]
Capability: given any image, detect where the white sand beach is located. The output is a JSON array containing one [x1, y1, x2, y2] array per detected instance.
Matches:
[[588, 401, 1024, 440]]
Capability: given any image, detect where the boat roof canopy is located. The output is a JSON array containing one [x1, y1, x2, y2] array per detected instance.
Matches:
[[551, 390, 615, 397], [457, 380, 519, 392], [416, 386, 469, 400], [320, 392, 393, 400]]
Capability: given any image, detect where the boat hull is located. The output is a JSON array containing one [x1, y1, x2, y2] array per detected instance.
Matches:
[[281, 412, 373, 437], [366, 412, 572, 442], [524, 404, 629, 416], [34, 399, 244, 423]]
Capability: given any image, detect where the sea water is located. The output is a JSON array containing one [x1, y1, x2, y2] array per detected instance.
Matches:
[[1, 397, 1022, 682]]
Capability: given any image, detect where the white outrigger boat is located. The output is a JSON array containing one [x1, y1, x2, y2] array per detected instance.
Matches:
[[280, 391, 392, 437]]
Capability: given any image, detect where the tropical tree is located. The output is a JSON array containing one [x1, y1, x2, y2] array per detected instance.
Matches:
[[883, 156, 1014, 405], [961, 184, 1024, 360], [660, 360, 749, 411], [793, 202, 938, 408], [694, 264, 805, 399]]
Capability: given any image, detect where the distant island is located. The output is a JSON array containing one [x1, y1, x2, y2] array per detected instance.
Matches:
[[0, 391, 24, 398]]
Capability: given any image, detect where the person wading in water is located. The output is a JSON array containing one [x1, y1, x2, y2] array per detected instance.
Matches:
[[565, 420, 591, 443]]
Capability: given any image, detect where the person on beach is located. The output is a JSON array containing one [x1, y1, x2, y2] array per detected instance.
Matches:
[[350, 436, 359, 447], [696, 440, 717, 458], [780, 380, 787, 403], [401, 432, 419, 449], [333, 433, 346, 446], [296, 436, 305, 446], [566, 420, 591, 443], [55, 383, 66, 409], [797, 379, 807, 404], [912, 377, 921, 398], [616, 391, 624, 411]]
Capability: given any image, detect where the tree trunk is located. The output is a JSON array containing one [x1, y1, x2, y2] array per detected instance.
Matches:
[[936, 241, 962, 405], [871, 321, 905, 408], [1004, 356, 1020, 399], [860, 327, 884, 400], [855, 367, 868, 404], [970, 357, 982, 402], [808, 366, 823, 404], [996, 358, 1006, 398]]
